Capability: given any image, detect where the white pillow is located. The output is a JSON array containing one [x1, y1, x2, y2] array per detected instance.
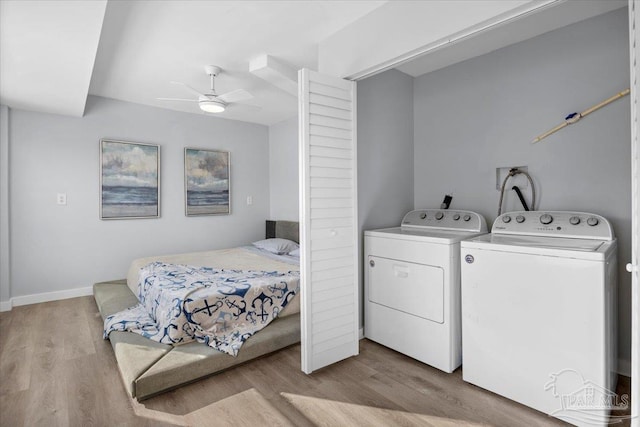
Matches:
[[252, 238, 299, 255], [288, 247, 300, 257]]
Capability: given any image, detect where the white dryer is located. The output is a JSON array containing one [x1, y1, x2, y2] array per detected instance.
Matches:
[[461, 211, 617, 426], [365, 209, 488, 373]]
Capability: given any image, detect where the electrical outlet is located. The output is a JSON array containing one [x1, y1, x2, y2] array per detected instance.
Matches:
[[246, 196, 253, 205], [57, 193, 67, 205]]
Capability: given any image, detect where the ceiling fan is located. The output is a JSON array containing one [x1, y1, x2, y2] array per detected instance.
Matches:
[[158, 65, 255, 113]]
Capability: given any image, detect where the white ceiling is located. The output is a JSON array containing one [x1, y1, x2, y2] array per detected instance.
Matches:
[[88, 1, 386, 126], [0, 0, 385, 125], [395, 0, 626, 77], [0, 0, 628, 127], [0, 0, 107, 117]]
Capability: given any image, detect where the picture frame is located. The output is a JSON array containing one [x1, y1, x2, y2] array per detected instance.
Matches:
[[100, 139, 160, 220], [184, 148, 230, 216]]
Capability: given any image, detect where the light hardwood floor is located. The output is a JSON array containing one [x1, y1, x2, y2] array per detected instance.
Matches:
[[0, 296, 632, 426]]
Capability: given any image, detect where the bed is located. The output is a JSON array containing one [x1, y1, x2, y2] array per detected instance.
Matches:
[[93, 220, 300, 400]]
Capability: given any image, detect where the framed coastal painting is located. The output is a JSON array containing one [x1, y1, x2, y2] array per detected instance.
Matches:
[[100, 139, 160, 220], [184, 148, 230, 216]]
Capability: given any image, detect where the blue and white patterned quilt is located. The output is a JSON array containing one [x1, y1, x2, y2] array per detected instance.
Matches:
[[104, 261, 299, 356]]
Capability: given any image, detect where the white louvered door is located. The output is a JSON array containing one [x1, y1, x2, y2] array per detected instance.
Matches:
[[628, 2, 639, 425], [299, 68, 359, 373]]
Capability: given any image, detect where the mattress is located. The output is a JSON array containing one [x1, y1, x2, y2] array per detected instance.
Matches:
[[94, 279, 300, 400], [126, 246, 301, 317]]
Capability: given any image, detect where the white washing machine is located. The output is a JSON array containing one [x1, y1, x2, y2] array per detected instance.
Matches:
[[461, 211, 617, 426], [364, 209, 488, 373]]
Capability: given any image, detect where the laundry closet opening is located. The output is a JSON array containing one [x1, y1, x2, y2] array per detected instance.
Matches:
[[356, 6, 632, 375]]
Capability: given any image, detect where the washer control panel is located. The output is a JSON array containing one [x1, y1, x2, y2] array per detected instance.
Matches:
[[402, 209, 488, 232], [492, 211, 614, 240]]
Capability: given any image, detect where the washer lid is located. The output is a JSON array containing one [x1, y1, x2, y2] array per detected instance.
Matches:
[[475, 234, 604, 251], [462, 233, 617, 260]]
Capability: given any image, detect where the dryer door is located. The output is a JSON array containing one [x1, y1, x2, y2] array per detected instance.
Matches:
[[368, 256, 444, 323]]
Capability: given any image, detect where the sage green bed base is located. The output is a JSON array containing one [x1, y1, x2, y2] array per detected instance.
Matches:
[[94, 279, 301, 400]]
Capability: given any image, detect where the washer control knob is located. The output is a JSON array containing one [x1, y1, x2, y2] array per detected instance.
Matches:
[[540, 214, 553, 225], [569, 216, 581, 225], [463, 214, 471, 222], [419, 212, 427, 220], [453, 214, 460, 221], [435, 212, 444, 220], [516, 215, 525, 223], [502, 215, 512, 223], [587, 217, 599, 226]]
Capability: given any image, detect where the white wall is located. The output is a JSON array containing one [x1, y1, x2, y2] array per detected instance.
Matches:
[[4, 96, 270, 305], [413, 9, 632, 369], [358, 69, 415, 325], [268, 117, 298, 221]]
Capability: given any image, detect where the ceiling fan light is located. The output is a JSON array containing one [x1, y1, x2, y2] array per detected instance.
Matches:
[[199, 99, 226, 113]]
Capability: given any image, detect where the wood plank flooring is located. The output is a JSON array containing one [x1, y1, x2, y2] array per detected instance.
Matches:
[[0, 296, 632, 426]]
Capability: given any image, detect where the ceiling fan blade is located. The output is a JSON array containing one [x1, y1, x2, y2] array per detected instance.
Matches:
[[226, 102, 261, 113], [217, 88, 253, 103], [157, 97, 198, 102], [170, 81, 206, 97]]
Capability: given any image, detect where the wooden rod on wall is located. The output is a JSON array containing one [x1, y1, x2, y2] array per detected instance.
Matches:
[[531, 88, 630, 144]]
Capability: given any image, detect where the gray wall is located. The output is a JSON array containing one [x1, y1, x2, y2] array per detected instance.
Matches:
[[358, 69, 415, 325], [6, 95, 270, 300], [268, 117, 299, 221], [413, 8, 632, 366]]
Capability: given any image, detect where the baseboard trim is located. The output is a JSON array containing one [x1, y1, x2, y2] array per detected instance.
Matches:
[[2, 286, 93, 311], [618, 357, 631, 377], [0, 299, 11, 312]]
